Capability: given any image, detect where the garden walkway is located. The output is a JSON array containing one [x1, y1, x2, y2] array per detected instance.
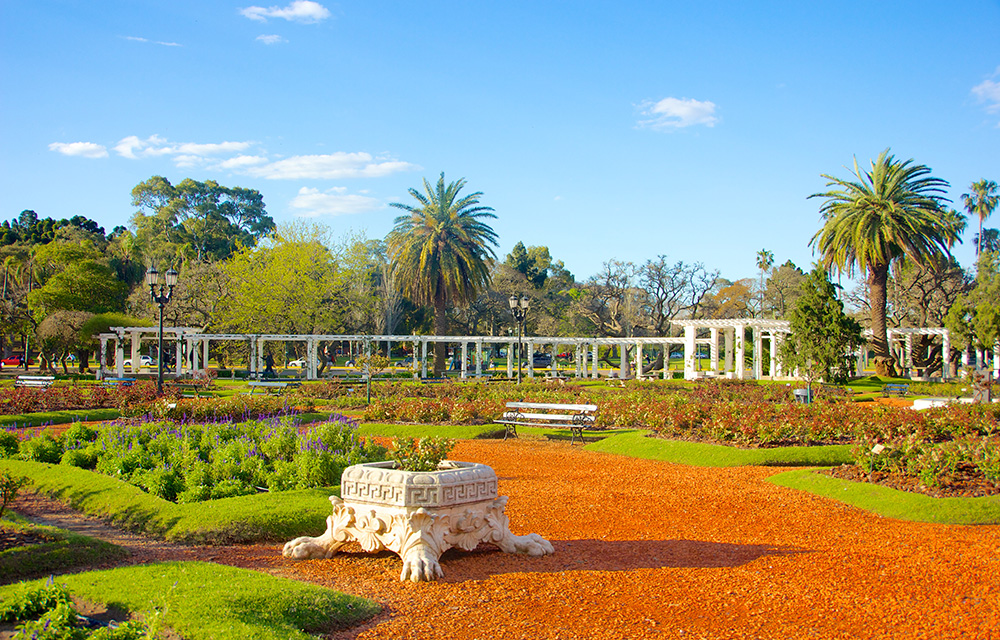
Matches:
[[15, 438, 1000, 639]]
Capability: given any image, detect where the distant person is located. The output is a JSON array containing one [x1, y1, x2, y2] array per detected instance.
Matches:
[[263, 353, 275, 379]]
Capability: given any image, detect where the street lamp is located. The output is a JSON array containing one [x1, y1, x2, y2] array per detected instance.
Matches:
[[508, 294, 530, 384], [146, 265, 178, 395]]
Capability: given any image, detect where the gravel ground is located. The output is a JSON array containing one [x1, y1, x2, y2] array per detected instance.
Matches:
[[12, 437, 1000, 639]]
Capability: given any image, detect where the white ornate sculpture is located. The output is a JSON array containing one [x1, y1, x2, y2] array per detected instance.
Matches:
[[283, 461, 554, 581]]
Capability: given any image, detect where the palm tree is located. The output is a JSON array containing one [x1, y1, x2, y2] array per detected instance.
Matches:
[[973, 228, 1000, 256], [755, 248, 774, 317], [387, 173, 498, 376], [809, 149, 961, 376], [962, 179, 999, 257]]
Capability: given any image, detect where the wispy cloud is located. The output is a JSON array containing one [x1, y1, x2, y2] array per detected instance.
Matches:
[[256, 34, 286, 45], [247, 152, 419, 180], [50, 134, 417, 182], [113, 135, 254, 160], [289, 187, 383, 217], [240, 0, 330, 23], [637, 97, 719, 130], [123, 35, 181, 47], [48, 142, 108, 158], [972, 66, 1000, 117]]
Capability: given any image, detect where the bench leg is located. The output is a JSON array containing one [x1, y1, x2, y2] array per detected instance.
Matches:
[[504, 424, 517, 441], [570, 426, 584, 446]]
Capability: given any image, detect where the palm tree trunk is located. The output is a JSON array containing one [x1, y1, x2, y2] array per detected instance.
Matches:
[[868, 263, 897, 377], [433, 287, 447, 377]]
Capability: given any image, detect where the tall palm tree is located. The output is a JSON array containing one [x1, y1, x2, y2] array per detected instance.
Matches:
[[962, 179, 999, 258], [755, 248, 774, 317], [387, 173, 498, 375], [973, 228, 1000, 256], [809, 149, 961, 376]]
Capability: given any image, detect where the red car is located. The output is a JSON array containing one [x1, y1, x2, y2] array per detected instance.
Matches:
[[0, 355, 32, 367]]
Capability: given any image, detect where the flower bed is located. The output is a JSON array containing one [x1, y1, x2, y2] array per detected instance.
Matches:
[[4, 414, 387, 503]]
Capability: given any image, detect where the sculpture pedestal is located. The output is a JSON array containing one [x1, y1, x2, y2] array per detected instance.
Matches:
[[282, 461, 554, 581]]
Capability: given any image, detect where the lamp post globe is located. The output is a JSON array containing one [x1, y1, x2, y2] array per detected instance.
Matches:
[[508, 295, 530, 384]]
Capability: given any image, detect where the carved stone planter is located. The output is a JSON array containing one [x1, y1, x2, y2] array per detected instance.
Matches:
[[282, 460, 554, 581]]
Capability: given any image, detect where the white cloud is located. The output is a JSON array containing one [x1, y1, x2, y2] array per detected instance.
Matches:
[[240, 1, 330, 23], [123, 35, 181, 47], [48, 142, 108, 158], [972, 67, 1000, 115], [256, 34, 286, 45], [113, 135, 253, 162], [247, 152, 418, 179], [217, 155, 269, 169], [289, 187, 383, 217], [637, 97, 719, 130]]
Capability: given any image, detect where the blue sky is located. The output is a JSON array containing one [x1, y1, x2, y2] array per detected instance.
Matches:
[[2, 1, 998, 283]]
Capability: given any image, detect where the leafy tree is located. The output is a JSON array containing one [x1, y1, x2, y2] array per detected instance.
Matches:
[[35, 310, 93, 373], [636, 256, 718, 335], [946, 252, 1000, 356], [506, 242, 551, 288], [962, 179, 998, 258], [765, 260, 807, 318], [387, 173, 498, 376], [779, 266, 863, 391], [809, 149, 961, 376], [214, 223, 346, 336], [704, 278, 756, 319], [131, 176, 275, 265]]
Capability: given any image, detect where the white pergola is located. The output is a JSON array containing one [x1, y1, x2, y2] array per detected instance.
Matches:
[[98, 323, 990, 382]]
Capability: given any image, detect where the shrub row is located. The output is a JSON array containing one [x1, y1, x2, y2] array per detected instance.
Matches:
[[4, 414, 386, 503]]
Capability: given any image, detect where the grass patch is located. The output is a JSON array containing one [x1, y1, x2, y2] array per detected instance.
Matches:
[[0, 409, 120, 429], [357, 422, 504, 439], [1, 561, 380, 639], [767, 468, 1000, 525], [0, 460, 333, 544], [584, 430, 853, 467], [0, 513, 126, 583]]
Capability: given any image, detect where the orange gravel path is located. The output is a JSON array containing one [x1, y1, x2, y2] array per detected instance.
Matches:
[[219, 439, 1000, 640]]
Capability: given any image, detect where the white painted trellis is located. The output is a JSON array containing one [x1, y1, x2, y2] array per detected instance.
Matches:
[[97, 323, 991, 382]]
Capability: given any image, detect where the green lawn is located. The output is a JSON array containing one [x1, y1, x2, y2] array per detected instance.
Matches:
[[0, 512, 126, 583], [1, 562, 379, 640]]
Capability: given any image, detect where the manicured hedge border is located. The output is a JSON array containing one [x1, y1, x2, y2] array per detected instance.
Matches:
[[0, 460, 334, 544]]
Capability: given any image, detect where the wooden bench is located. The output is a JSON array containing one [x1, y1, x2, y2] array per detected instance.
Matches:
[[15, 375, 55, 389], [496, 401, 598, 445], [102, 377, 136, 388], [882, 383, 910, 397], [420, 377, 451, 384], [247, 380, 302, 395], [168, 382, 209, 398]]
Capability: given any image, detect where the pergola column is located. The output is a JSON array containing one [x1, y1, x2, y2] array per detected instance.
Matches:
[[904, 334, 913, 376], [734, 325, 745, 379], [527, 339, 535, 379], [683, 325, 697, 380], [994, 339, 1000, 378], [130, 332, 140, 374], [475, 339, 483, 377], [421, 340, 428, 378], [506, 341, 513, 378], [592, 344, 599, 379], [753, 327, 763, 379], [115, 335, 125, 378], [767, 333, 776, 377], [941, 333, 950, 381], [98, 337, 108, 380], [618, 343, 628, 379], [725, 329, 734, 375], [710, 328, 720, 373], [635, 341, 643, 380]]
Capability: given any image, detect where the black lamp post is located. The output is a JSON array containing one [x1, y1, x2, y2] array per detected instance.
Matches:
[[508, 294, 530, 384], [146, 266, 178, 395]]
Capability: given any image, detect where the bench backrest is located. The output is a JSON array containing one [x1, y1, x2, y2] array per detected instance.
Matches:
[[505, 401, 597, 412], [17, 376, 55, 381]]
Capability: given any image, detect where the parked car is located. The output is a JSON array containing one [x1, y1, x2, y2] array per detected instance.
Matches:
[[287, 359, 307, 368], [123, 355, 155, 368], [0, 355, 32, 368], [531, 352, 552, 368]]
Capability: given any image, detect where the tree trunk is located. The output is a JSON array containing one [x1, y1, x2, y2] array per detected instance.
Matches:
[[433, 288, 447, 377], [868, 263, 898, 377]]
